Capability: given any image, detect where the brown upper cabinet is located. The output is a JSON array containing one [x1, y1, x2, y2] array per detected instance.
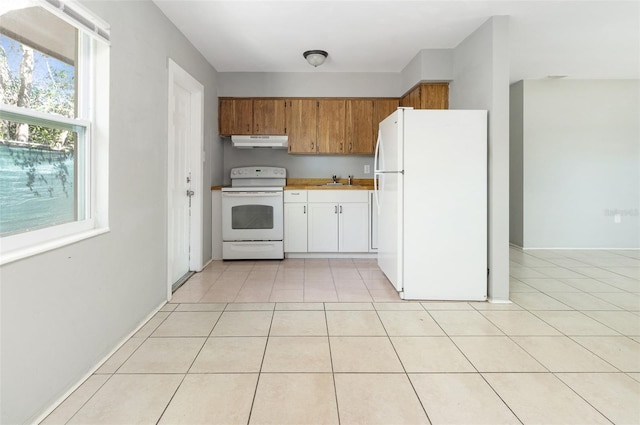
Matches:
[[345, 99, 374, 154], [372, 98, 400, 143], [219, 93, 438, 154], [400, 82, 449, 110], [317, 99, 346, 154], [285, 99, 317, 154], [219, 98, 252, 135], [219, 98, 286, 136], [400, 87, 421, 109], [253, 99, 286, 135]]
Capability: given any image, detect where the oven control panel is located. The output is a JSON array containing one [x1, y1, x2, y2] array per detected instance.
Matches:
[[230, 167, 287, 179]]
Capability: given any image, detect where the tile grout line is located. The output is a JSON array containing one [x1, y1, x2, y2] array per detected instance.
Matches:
[[425, 302, 532, 424], [323, 303, 342, 425], [372, 305, 433, 424], [155, 307, 225, 425], [245, 307, 275, 425], [441, 313, 529, 425], [53, 374, 112, 425], [549, 372, 616, 425]]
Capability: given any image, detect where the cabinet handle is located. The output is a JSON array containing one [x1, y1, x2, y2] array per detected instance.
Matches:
[[311, 142, 314, 151], [349, 143, 352, 152], [247, 124, 250, 132], [303, 205, 306, 214], [339, 205, 342, 214], [256, 123, 259, 132], [334, 205, 338, 214], [340, 142, 343, 151]]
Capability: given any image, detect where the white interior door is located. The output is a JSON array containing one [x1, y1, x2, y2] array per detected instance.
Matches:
[[169, 82, 191, 284], [168, 59, 204, 298]]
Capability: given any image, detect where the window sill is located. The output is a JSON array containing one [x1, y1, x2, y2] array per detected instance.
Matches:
[[0, 227, 110, 266]]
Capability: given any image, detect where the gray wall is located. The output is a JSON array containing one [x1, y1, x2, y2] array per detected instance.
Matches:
[[509, 81, 524, 246], [222, 144, 374, 185], [399, 49, 453, 94], [449, 16, 511, 302], [0, 2, 221, 423], [217, 72, 400, 97], [512, 79, 639, 248]]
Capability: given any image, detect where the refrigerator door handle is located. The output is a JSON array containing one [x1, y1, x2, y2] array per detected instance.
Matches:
[[374, 129, 381, 213], [374, 172, 381, 213], [374, 130, 381, 173]]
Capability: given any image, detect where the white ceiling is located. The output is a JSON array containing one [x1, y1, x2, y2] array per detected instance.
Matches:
[[152, 1, 639, 82]]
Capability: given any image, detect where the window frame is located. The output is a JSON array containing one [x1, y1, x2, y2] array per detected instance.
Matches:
[[0, 0, 109, 265]]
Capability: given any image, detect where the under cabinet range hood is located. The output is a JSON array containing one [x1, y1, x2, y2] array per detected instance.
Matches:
[[231, 135, 288, 149]]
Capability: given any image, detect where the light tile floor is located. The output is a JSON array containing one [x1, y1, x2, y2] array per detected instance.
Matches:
[[42, 249, 640, 424]]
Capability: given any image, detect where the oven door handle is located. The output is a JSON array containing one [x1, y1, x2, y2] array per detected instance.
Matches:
[[222, 192, 283, 198]]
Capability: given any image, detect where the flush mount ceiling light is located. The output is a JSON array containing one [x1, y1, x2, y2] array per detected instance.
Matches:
[[303, 50, 328, 67]]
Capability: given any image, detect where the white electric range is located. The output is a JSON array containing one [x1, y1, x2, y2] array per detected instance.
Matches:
[[221, 166, 286, 260]]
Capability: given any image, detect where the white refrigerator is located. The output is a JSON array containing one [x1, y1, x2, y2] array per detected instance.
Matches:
[[374, 108, 487, 300]]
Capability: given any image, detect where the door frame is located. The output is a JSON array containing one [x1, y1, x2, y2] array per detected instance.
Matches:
[[167, 59, 204, 300]]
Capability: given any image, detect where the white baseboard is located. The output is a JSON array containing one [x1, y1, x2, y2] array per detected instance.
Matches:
[[286, 253, 377, 259], [522, 247, 640, 250], [32, 300, 167, 425], [488, 298, 512, 304]]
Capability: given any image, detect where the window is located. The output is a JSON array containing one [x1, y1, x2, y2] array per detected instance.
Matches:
[[0, 0, 110, 264]]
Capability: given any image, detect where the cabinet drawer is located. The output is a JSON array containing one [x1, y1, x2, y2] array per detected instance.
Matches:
[[308, 190, 368, 203], [284, 190, 307, 202]]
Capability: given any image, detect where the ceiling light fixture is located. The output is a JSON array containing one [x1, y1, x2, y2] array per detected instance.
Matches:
[[303, 50, 328, 67]]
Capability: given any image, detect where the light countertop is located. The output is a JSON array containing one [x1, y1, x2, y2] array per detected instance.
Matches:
[[212, 178, 375, 191]]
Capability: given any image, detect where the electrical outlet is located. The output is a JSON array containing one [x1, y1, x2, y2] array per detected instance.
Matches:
[[614, 214, 622, 224], [364, 164, 370, 174]]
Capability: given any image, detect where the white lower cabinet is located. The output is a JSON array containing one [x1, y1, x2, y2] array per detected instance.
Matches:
[[307, 203, 338, 252], [338, 202, 369, 252], [307, 190, 369, 253], [284, 190, 308, 252]]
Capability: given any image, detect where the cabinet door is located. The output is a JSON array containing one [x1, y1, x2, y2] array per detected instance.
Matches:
[[400, 86, 421, 109], [317, 99, 346, 154], [219, 98, 252, 135], [253, 99, 286, 134], [420, 83, 449, 109], [284, 203, 308, 252], [338, 202, 369, 252], [212, 189, 223, 259], [345, 99, 374, 154], [372, 98, 399, 143], [285, 99, 317, 154], [307, 203, 338, 252]]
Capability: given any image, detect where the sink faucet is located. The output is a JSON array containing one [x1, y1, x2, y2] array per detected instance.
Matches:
[[332, 175, 337, 184], [348, 175, 353, 185]]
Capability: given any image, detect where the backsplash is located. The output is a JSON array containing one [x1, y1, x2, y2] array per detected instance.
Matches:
[[222, 139, 375, 185]]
